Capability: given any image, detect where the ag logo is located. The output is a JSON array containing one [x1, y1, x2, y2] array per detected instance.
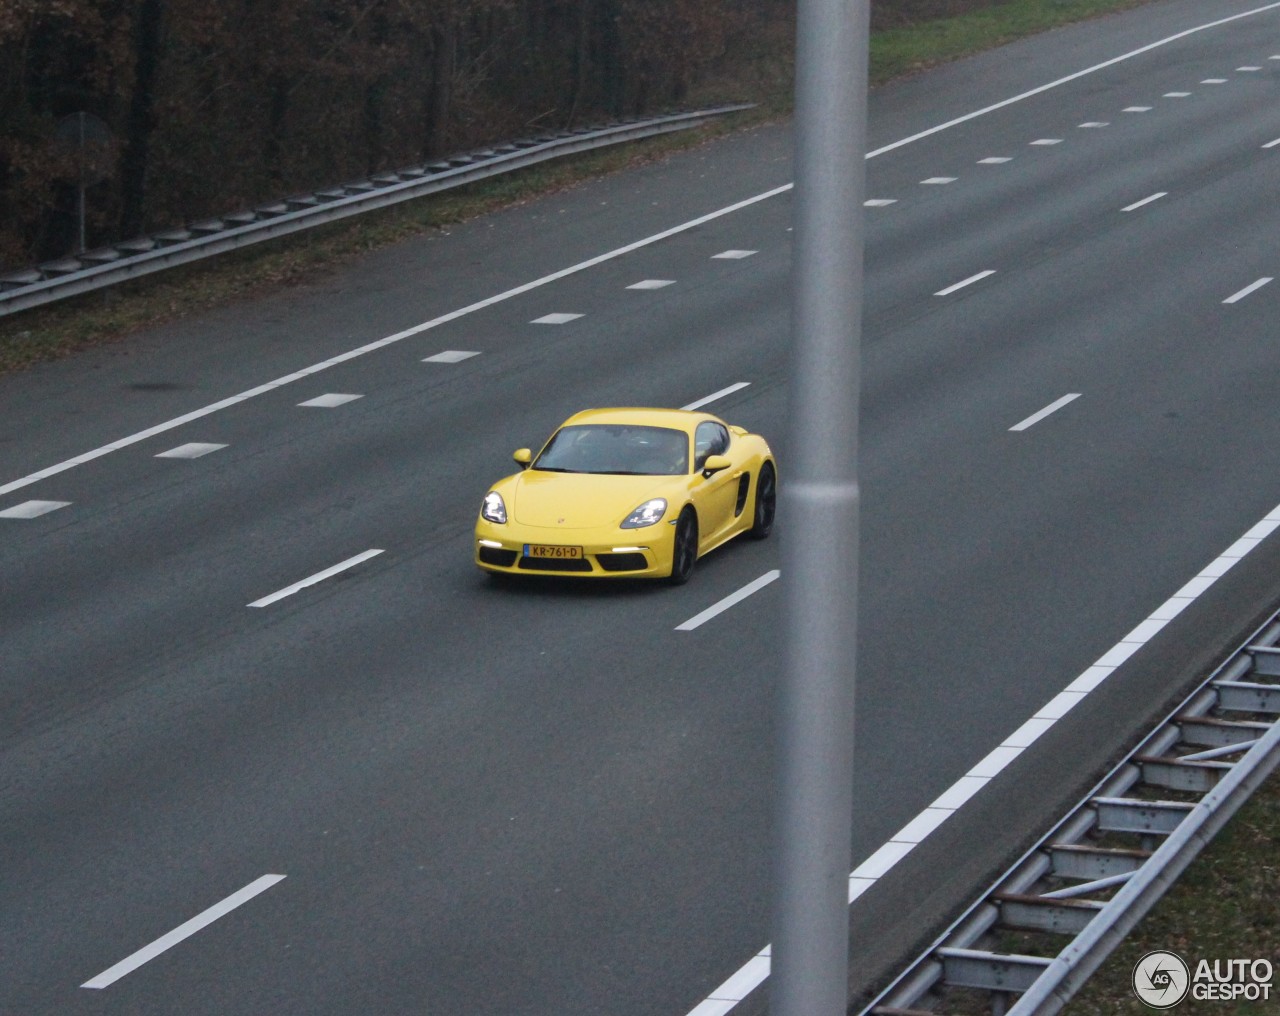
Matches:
[[1133, 950, 1191, 1008]]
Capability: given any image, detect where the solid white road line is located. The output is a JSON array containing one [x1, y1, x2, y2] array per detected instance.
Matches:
[[681, 383, 751, 412], [298, 393, 362, 408], [155, 442, 227, 459], [248, 549, 384, 608], [10, 2, 1280, 501], [934, 270, 996, 296], [684, 496, 1280, 1016], [0, 499, 70, 518], [81, 874, 286, 989], [1009, 393, 1081, 432], [1121, 191, 1167, 212], [689, 947, 773, 1014], [0, 185, 791, 499], [1223, 277, 1273, 304], [675, 570, 779, 631], [857, 2, 1280, 159]]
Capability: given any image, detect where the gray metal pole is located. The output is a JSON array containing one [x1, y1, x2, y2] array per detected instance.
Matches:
[[773, 0, 869, 1013]]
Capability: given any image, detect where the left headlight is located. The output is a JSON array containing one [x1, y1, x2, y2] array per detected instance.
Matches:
[[621, 497, 667, 529], [481, 491, 507, 524]]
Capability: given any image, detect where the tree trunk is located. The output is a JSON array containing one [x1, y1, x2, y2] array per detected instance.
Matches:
[[117, 0, 163, 237], [423, 19, 454, 159]]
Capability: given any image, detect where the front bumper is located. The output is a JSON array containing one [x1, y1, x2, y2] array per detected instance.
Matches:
[[474, 518, 675, 578]]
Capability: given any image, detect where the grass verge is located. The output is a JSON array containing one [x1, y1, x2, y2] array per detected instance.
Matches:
[[868, 0, 1160, 81], [0, 0, 1156, 373]]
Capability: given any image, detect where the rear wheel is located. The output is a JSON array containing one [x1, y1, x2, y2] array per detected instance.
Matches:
[[749, 462, 776, 539], [668, 508, 698, 585]]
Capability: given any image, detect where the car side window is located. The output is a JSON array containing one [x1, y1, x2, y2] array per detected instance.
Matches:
[[694, 421, 730, 471]]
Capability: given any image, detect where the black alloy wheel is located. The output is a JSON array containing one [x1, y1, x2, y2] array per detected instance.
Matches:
[[749, 462, 776, 539], [668, 508, 698, 585]]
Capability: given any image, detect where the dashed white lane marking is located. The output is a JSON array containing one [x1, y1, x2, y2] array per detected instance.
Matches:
[[627, 279, 675, 290], [9, 3, 1279, 506], [676, 570, 779, 631], [1009, 393, 1081, 432], [0, 499, 70, 519], [1163, 91, 1191, 97], [1079, 121, 1109, 127], [530, 312, 583, 324], [1201, 77, 1228, 83], [1122, 191, 1168, 212], [934, 269, 996, 296], [1223, 277, 1273, 304], [711, 250, 757, 260], [298, 393, 362, 408], [421, 350, 480, 363], [920, 176, 957, 184], [81, 874, 286, 989], [1029, 138, 1063, 145], [978, 157, 1012, 164], [155, 443, 227, 459], [248, 549, 384, 608], [681, 382, 751, 412], [2, 184, 792, 500], [1123, 105, 1153, 112], [1262, 137, 1280, 149], [1238, 65, 1262, 71], [684, 495, 1280, 1015], [864, 198, 898, 206]]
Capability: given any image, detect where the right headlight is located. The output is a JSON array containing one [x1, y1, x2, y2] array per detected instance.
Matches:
[[620, 497, 667, 529], [481, 491, 507, 524]]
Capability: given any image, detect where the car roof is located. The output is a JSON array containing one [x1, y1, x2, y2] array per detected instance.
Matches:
[[557, 407, 722, 432]]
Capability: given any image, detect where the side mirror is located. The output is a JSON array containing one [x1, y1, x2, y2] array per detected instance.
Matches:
[[702, 454, 731, 477], [513, 448, 532, 469]]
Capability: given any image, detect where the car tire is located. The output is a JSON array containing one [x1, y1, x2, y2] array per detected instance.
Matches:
[[749, 462, 776, 539], [668, 507, 698, 585]]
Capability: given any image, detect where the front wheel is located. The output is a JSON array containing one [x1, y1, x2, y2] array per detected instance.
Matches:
[[749, 462, 776, 539], [667, 508, 698, 585]]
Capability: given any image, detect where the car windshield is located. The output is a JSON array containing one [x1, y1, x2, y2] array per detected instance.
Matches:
[[533, 424, 689, 475]]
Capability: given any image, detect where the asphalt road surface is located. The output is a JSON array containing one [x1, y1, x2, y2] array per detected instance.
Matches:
[[4, 1, 1280, 1013]]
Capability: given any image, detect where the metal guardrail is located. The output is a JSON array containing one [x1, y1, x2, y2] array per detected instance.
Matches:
[[860, 611, 1280, 1016], [0, 104, 754, 317]]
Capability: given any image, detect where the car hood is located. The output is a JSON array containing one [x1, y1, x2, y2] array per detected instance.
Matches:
[[506, 471, 678, 529]]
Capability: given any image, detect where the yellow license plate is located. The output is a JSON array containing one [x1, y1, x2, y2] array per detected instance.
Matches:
[[524, 544, 583, 559]]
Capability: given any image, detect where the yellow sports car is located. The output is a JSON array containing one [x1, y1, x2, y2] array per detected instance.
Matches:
[[474, 407, 776, 583]]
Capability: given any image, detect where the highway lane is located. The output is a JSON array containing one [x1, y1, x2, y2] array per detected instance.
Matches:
[[4, 1, 1280, 1012]]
